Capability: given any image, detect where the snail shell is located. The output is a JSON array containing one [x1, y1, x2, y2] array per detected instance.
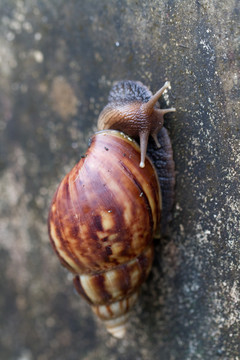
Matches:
[[48, 130, 161, 338], [48, 80, 175, 338]]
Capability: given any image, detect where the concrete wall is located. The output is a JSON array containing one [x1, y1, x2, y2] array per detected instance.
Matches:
[[0, 1, 239, 359]]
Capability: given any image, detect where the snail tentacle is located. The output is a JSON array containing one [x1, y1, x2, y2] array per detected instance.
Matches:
[[141, 81, 171, 113]]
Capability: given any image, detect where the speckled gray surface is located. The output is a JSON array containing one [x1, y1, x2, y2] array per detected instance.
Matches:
[[0, 1, 239, 359]]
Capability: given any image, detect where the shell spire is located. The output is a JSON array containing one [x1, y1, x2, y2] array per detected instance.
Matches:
[[97, 81, 176, 168]]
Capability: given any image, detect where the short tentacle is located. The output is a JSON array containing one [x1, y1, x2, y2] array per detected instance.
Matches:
[[157, 107, 176, 115], [151, 132, 161, 148]]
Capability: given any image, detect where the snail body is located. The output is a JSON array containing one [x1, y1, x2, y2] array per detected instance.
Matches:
[[48, 81, 175, 338], [98, 80, 175, 167]]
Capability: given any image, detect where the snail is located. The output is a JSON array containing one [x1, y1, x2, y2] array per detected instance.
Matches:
[[48, 80, 175, 338]]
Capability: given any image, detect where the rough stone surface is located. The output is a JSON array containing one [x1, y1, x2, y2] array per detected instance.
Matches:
[[0, 1, 239, 359]]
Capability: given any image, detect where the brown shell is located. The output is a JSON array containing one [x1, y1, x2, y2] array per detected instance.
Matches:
[[73, 244, 154, 305], [48, 130, 161, 274], [48, 130, 161, 338]]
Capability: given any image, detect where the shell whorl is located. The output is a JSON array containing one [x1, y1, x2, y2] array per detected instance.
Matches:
[[98, 81, 176, 168], [74, 244, 154, 338]]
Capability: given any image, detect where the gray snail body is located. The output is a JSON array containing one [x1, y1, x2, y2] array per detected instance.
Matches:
[[48, 80, 175, 338]]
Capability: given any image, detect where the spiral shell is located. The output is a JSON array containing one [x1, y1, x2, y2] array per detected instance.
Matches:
[[48, 130, 161, 337]]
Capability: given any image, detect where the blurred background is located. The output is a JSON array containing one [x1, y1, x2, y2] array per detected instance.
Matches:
[[0, 1, 239, 359]]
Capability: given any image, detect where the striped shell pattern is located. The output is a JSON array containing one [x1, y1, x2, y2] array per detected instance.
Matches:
[[48, 130, 161, 338]]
